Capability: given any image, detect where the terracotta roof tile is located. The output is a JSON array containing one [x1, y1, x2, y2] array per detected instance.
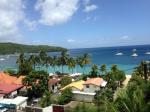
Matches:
[[0, 72, 25, 85], [84, 78, 104, 86]]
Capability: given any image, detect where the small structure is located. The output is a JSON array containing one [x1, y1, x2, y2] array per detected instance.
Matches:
[[61, 78, 107, 102], [0, 83, 24, 98], [83, 77, 107, 93], [0, 96, 28, 110], [60, 80, 85, 92], [48, 79, 60, 93]]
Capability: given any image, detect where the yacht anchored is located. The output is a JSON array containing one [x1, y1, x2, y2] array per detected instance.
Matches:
[[115, 52, 123, 56], [131, 49, 138, 57]]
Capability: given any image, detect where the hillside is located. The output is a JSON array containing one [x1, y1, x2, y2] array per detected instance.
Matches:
[[0, 43, 67, 54]]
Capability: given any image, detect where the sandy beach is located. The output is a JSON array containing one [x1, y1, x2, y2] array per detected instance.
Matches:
[[123, 75, 132, 87]]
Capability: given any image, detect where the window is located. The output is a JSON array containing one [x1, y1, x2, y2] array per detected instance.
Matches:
[[86, 85, 89, 88]]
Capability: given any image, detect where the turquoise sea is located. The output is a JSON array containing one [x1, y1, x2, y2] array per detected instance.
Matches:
[[0, 45, 150, 74]]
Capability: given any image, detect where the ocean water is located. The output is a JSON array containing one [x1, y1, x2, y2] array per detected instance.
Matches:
[[0, 45, 150, 74]]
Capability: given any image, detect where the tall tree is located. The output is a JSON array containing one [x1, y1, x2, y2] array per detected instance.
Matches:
[[100, 64, 107, 76], [90, 64, 99, 77], [59, 51, 69, 74], [67, 57, 76, 74]]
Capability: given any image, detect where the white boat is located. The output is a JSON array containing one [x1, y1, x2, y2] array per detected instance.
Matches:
[[115, 52, 123, 56], [131, 49, 138, 57], [0, 58, 5, 61], [145, 51, 150, 55]]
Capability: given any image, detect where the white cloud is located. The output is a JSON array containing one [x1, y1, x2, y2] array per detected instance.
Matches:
[[0, 0, 25, 42], [67, 39, 75, 43], [83, 0, 98, 13], [83, 4, 98, 13], [120, 35, 130, 40], [35, 0, 79, 26]]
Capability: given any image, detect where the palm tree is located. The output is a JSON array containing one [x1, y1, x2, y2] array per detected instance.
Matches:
[[100, 64, 107, 76], [82, 53, 91, 74], [28, 55, 36, 69], [51, 56, 58, 73], [76, 56, 84, 72], [16, 53, 25, 65], [59, 51, 69, 74], [45, 56, 52, 70], [39, 50, 47, 66], [90, 64, 99, 77], [67, 57, 76, 74], [40, 91, 52, 108]]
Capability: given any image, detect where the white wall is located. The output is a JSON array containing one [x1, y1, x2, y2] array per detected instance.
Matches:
[[43, 106, 52, 112], [73, 93, 94, 102], [83, 84, 100, 93]]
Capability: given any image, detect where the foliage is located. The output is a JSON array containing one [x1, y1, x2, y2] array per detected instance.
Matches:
[[100, 64, 107, 76], [40, 91, 52, 108], [60, 76, 72, 87], [89, 64, 99, 78], [22, 70, 49, 99], [58, 88, 73, 105], [67, 57, 76, 74], [72, 103, 97, 112], [4, 68, 17, 75], [0, 42, 67, 54], [17, 53, 33, 75]]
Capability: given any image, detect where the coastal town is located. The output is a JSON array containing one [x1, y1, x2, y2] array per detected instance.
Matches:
[[0, 51, 149, 112]]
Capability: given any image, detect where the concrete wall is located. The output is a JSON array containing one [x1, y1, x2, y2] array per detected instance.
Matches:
[[83, 84, 100, 93], [73, 93, 94, 102], [43, 106, 52, 112]]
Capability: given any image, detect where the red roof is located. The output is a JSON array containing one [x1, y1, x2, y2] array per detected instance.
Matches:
[[49, 79, 59, 85], [0, 83, 23, 94], [83, 78, 104, 86], [0, 72, 25, 85]]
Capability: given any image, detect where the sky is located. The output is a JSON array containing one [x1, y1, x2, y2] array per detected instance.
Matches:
[[0, 0, 150, 48]]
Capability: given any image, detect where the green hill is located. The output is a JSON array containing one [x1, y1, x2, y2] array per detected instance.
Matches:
[[0, 42, 67, 54]]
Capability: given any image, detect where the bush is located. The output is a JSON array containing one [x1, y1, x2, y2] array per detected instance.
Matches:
[[58, 88, 73, 105], [60, 76, 72, 87]]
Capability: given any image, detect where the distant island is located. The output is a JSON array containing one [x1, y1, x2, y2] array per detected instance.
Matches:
[[0, 42, 67, 54]]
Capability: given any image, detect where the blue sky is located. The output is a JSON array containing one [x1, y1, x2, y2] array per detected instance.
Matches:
[[0, 0, 150, 48]]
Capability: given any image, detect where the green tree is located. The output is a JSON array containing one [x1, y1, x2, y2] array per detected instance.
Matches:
[[60, 76, 72, 87], [17, 53, 32, 75], [22, 70, 49, 99], [40, 91, 52, 108], [58, 88, 73, 105], [82, 53, 91, 74], [59, 51, 69, 74], [100, 64, 107, 76], [90, 64, 99, 78], [67, 57, 76, 74]]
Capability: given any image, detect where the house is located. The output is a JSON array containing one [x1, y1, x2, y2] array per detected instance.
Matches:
[[61, 78, 107, 102], [60, 80, 85, 92], [83, 77, 107, 93], [0, 83, 24, 98], [49, 79, 60, 93], [0, 72, 25, 85], [0, 96, 28, 111]]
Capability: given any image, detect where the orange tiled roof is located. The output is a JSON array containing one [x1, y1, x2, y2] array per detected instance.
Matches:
[[83, 78, 104, 86], [0, 72, 25, 85]]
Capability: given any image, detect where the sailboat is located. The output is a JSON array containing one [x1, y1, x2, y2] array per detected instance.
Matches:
[[131, 49, 138, 57], [115, 50, 123, 56], [145, 50, 150, 55]]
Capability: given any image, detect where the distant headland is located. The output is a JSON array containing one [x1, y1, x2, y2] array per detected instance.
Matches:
[[0, 42, 67, 55]]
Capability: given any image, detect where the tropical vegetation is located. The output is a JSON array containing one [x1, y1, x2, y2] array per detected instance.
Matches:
[[0, 42, 67, 54]]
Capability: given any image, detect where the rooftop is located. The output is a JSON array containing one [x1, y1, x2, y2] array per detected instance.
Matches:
[[0, 83, 23, 94], [0, 72, 25, 85], [49, 79, 60, 85], [61, 80, 85, 91], [84, 77, 104, 86]]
